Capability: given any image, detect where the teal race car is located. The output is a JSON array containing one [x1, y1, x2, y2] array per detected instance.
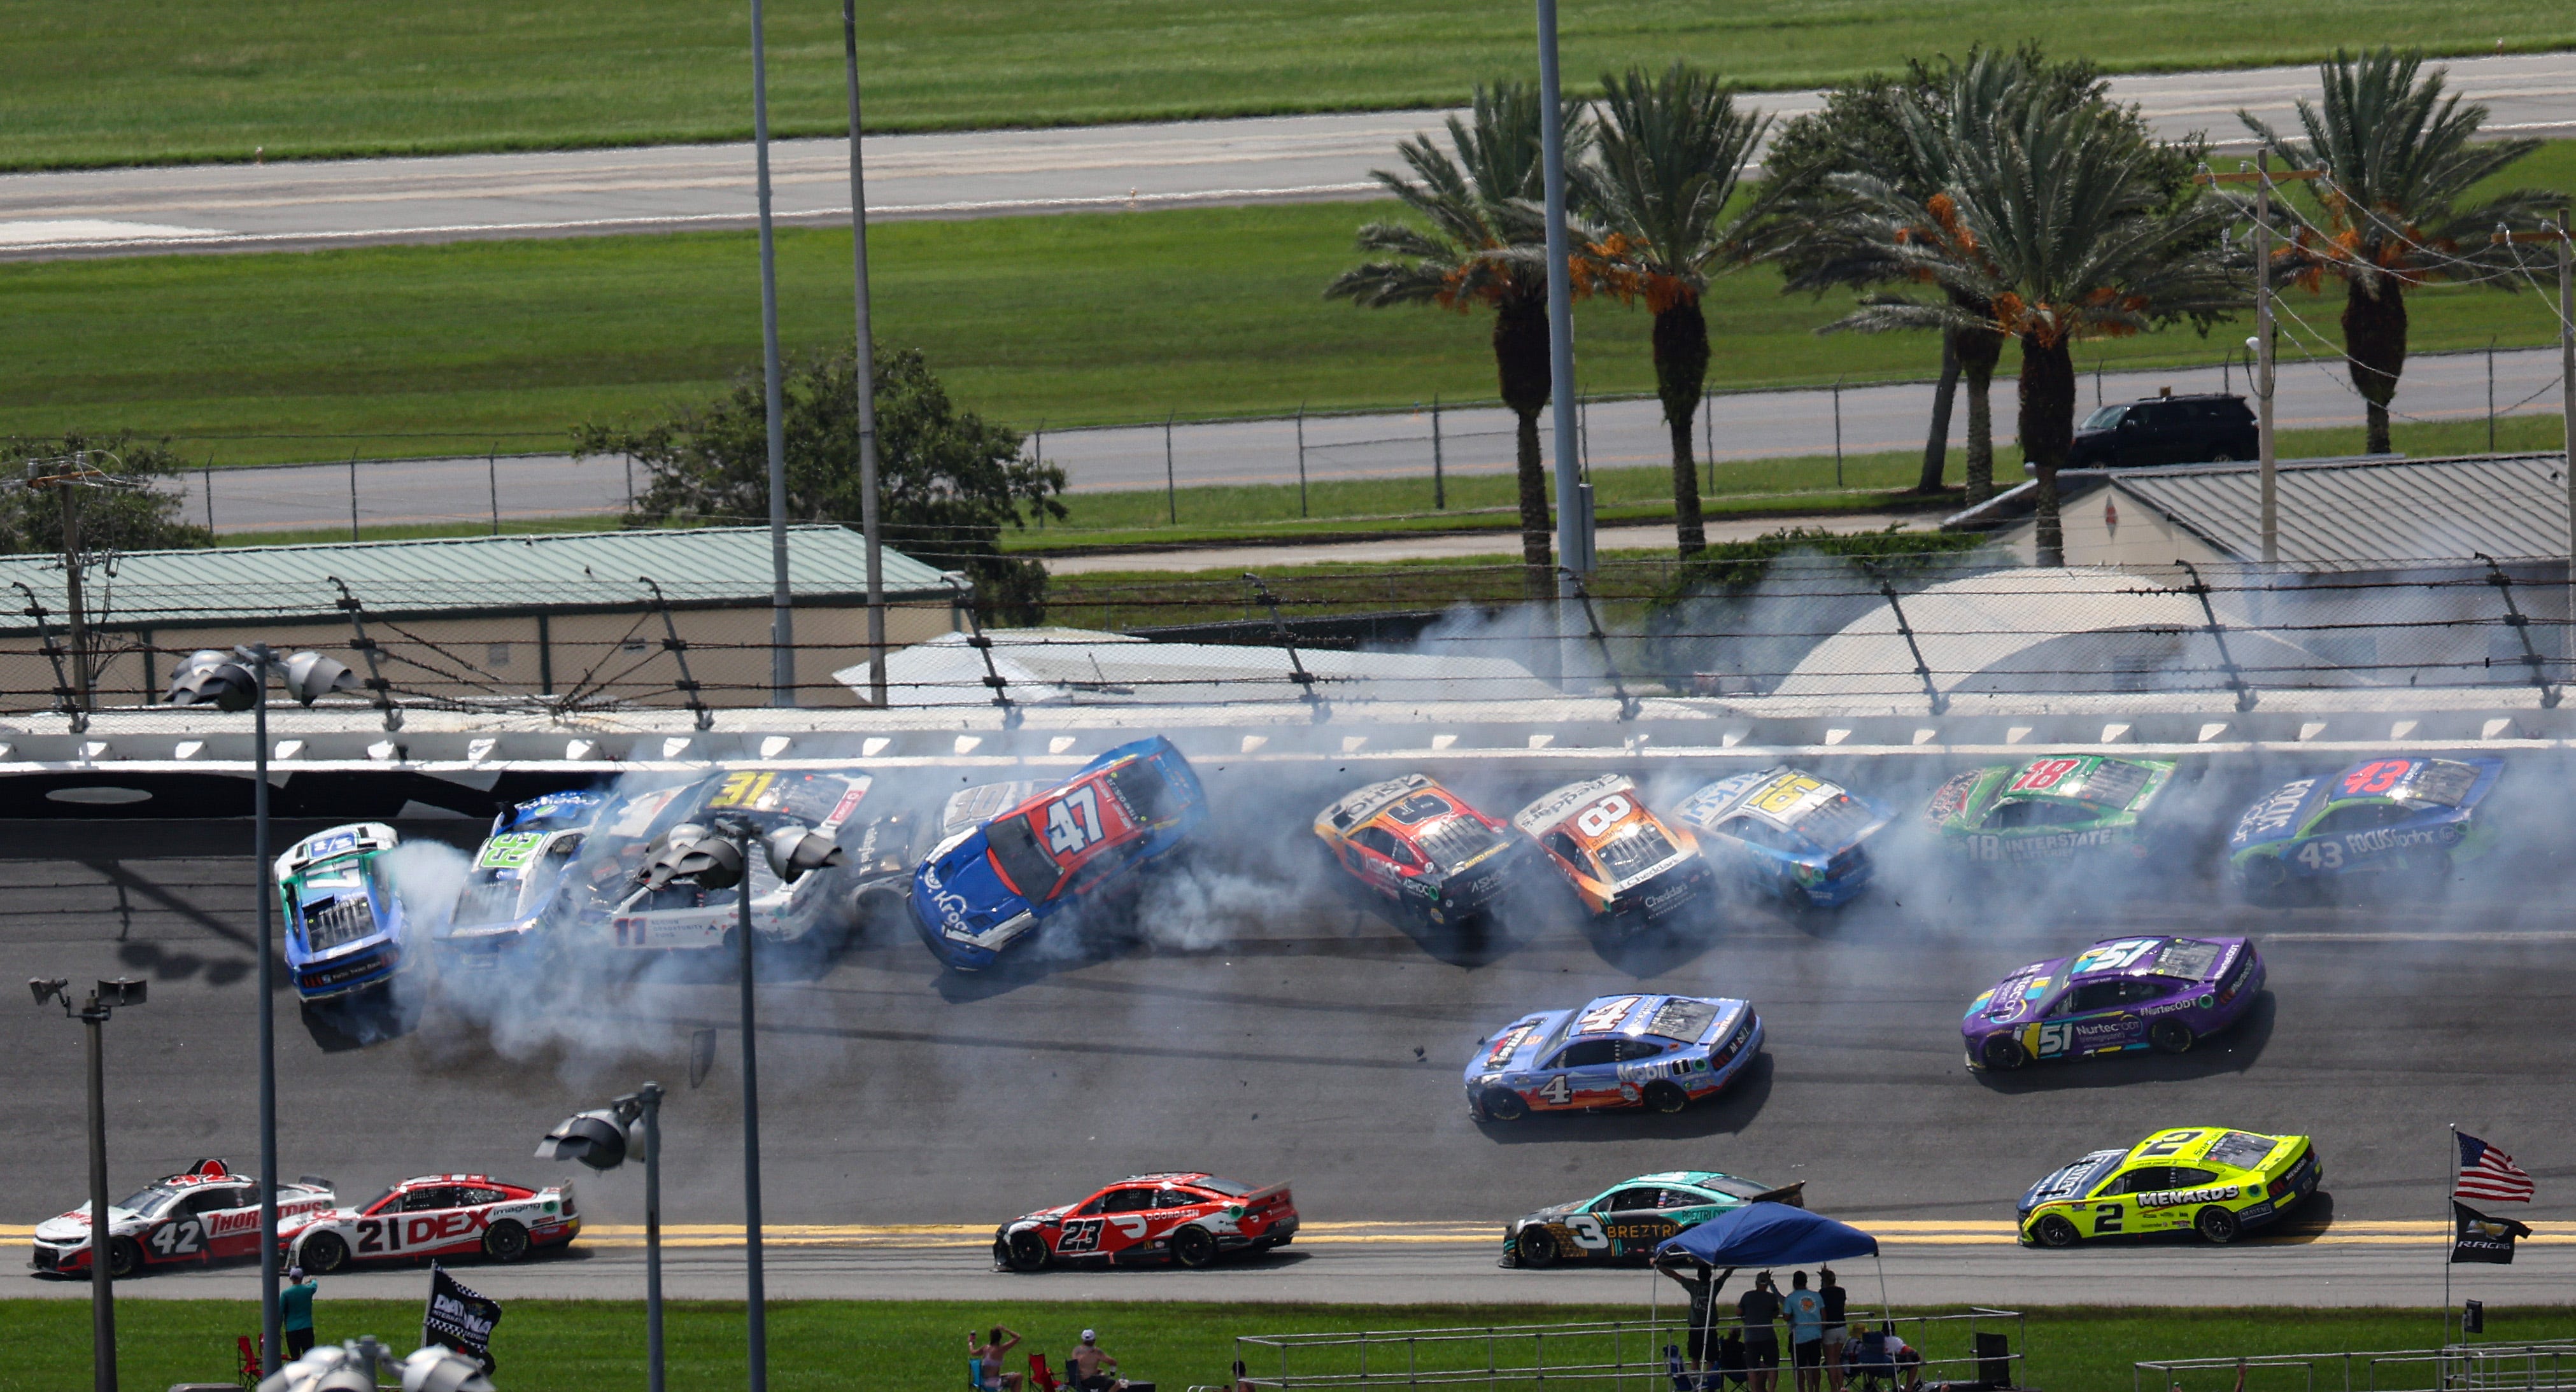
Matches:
[[1501, 1170, 1804, 1268]]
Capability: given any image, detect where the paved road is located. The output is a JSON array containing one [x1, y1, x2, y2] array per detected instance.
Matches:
[[180, 348, 2568, 537], [1039, 516, 1935, 575], [3, 54, 2570, 258], [6, 752, 2573, 1314]]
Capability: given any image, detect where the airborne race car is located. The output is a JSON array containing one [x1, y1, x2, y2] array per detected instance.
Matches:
[[1466, 993, 1763, 1120], [2228, 757, 2503, 900], [1671, 767, 1891, 908], [912, 736, 1209, 971], [437, 789, 609, 969], [1923, 756, 2176, 866], [277, 824, 414, 1003], [31, 1159, 336, 1278], [1315, 774, 1532, 931], [1512, 776, 1712, 933], [994, 1172, 1298, 1272], [2018, 1127, 2320, 1247], [1964, 936, 2265, 1070], [1501, 1169, 1804, 1268], [287, 1173, 578, 1272]]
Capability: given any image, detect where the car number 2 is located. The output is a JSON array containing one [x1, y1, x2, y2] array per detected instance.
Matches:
[[1537, 1074, 1573, 1105], [2093, 1203, 2124, 1234], [148, 1218, 204, 1257], [1045, 786, 1106, 855]]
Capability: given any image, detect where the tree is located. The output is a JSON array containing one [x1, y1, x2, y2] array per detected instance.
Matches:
[[0, 433, 213, 557], [1818, 98, 2242, 563], [1328, 82, 1588, 600], [575, 345, 1065, 624], [1576, 62, 1773, 558], [2239, 48, 2557, 456]]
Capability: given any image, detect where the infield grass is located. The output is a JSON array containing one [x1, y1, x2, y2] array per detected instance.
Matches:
[[4, 1, 2574, 169], [0, 1298, 2565, 1392]]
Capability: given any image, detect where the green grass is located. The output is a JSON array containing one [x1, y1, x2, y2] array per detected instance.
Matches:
[[4, 1298, 2568, 1392], [4, 1, 2574, 169], [10, 139, 2575, 468]]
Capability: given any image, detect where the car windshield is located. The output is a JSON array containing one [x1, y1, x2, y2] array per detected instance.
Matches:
[[113, 1186, 177, 1218], [986, 817, 1066, 901], [2081, 405, 2128, 430], [2151, 938, 2226, 980], [1641, 998, 1718, 1043], [1594, 823, 1677, 880], [2406, 760, 2482, 808], [2204, 1132, 2278, 1170], [1107, 759, 1174, 824], [1793, 794, 1877, 849], [358, 1187, 400, 1215]]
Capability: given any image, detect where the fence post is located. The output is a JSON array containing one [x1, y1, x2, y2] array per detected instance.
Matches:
[[2487, 336, 2498, 453], [638, 576, 714, 730], [2174, 560, 2256, 710], [348, 453, 360, 542], [1164, 411, 1178, 524], [945, 575, 1021, 728], [1560, 567, 1638, 719], [2477, 552, 2559, 707], [1703, 388, 1714, 491], [1245, 572, 1327, 722], [326, 577, 403, 730], [1876, 577, 1947, 715], [488, 447, 501, 535], [1033, 421, 1045, 529], [202, 465, 215, 533], [1296, 402, 1308, 518], [10, 582, 79, 726], [1431, 395, 1445, 510], [1832, 376, 1845, 487]]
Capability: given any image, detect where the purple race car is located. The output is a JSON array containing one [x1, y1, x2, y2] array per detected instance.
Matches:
[[1963, 935, 2264, 1071]]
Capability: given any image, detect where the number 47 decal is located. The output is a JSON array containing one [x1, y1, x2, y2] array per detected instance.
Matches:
[[1045, 785, 1105, 854]]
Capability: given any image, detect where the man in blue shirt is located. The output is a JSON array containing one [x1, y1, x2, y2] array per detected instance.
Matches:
[[1785, 1270, 1825, 1392], [280, 1267, 318, 1360]]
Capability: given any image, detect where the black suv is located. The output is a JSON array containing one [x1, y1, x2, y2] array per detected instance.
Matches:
[[2064, 392, 2258, 468]]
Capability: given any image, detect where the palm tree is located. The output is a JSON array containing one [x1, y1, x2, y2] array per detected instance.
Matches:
[[1576, 62, 1772, 558], [1329, 83, 1587, 599], [1821, 98, 2243, 563], [2239, 48, 2556, 456]]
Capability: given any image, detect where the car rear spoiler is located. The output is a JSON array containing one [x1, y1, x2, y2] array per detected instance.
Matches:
[[1238, 1183, 1290, 1206], [1748, 1181, 1806, 1209]]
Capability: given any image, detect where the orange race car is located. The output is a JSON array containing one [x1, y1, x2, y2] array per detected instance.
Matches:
[[1313, 774, 1536, 932], [1512, 775, 1714, 933]]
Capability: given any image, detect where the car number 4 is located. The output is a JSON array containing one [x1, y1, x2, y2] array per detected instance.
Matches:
[[1537, 1074, 1573, 1105]]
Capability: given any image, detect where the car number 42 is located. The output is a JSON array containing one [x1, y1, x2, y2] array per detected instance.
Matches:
[[148, 1219, 204, 1257]]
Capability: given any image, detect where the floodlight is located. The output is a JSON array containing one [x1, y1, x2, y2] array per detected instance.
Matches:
[[763, 824, 846, 883], [535, 1107, 630, 1171], [280, 652, 360, 707], [97, 978, 146, 1008], [28, 977, 67, 1006], [642, 824, 744, 890], [400, 1345, 495, 1392], [164, 650, 258, 711]]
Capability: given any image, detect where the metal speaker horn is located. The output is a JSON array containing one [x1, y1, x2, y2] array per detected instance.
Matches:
[[535, 1109, 628, 1170], [763, 824, 847, 883], [164, 650, 258, 711], [400, 1347, 495, 1392], [281, 651, 361, 707], [643, 826, 744, 891]]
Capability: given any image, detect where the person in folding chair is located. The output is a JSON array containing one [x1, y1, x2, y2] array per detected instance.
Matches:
[[1655, 1249, 1739, 1388], [1066, 1329, 1125, 1392], [969, 1326, 1026, 1392]]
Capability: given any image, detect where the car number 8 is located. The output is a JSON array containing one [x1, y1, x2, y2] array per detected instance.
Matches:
[[1575, 797, 1632, 839]]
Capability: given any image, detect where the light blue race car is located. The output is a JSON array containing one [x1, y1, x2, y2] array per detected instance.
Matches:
[[276, 824, 409, 1002], [1465, 993, 1764, 1121], [2227, 756, 2504, 900], [910, 736, 1208, 971], [1669, 767, 1892, 908], [437, 789, 611, 969]]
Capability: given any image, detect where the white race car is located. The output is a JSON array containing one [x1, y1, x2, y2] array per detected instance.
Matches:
[[577, 769, 899, 953], [287, 1172, 577, 1271], [31, 1158, 335, 1278]]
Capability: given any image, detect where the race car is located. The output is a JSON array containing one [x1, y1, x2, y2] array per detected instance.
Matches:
[[1314, 774, 1533, 931], [1501, 1169, 1804, 1268], [1670, 767, 1892, 908], [1511, 776, 1712, 932], [437, 789, 609, 969], [1923, 756, 2176, 866], [1964, 935, 2265, 1070], [2018, 1126, 2321, 1247], [286, 1173, 577, 1272], [993, 1171, 1298, 1272], [1466, 993, 1762, 1121], [31, 1159, 335, 1279], [2227, 757, 2503, 899], [277, 824, 411, 1002], [912, 736, 1209, 971]]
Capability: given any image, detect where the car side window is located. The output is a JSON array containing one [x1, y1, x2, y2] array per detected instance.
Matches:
[[2055, 981, 2129, 1013], [1985, 800, 2085, 830], [2165, 1168, 2220, 1189], [1549, 1039, 1620, 1069], [2097, 1166, 2165, 1197], [402, 1188, 458, 1213], [460, 1187, 511, 1206], [1151, 1189, 1198, 1209], [1075, 1193, 1109, 1216], [2120, 979, 2173, 1003], [1100, 1188, 1155, 1214], [1601, 1187, 1662, 1212], [184, 1188, 240, 1215], [1610, 1038, 1667, 1062], [1352, 826, 1397, 857], [2307, 802, 2409, 836], [1544, 832, 1583, 867]]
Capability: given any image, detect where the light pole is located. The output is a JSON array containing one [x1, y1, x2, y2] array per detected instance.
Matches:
[[162, 647, 358, 1365], [749, 0, 794, 706], [538, 1084, 667, 1392], [33, 974, 148, 1392], [839, 0, 888, 708], [640, 818, 842, 1391]]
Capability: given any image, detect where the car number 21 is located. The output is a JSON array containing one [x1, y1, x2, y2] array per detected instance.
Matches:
[[1045, 786, 1107, 855]]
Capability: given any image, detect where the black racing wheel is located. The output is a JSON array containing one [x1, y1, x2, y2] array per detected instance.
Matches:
[[483, 1220, 530, 1262], [2149, 1020, 2196, 1055], [2195, 1206, 2240, 1245], [2030, 1214, 2080, 1249], [1515, 1226, 1561, 1269], [1979, 1035, 2028, 1071], [1003, 1230, 1051, 1272], [1170, 1225, 1219, 1269], [1641, 1080, 1690, 1113], [108, 1237, 145, 1279], [1481, 1087, 1528, 1121], [299, 1231, 350, 1275]]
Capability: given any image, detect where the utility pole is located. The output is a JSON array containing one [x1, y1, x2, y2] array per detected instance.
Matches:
[[20, 453, 143, 719], [841, 0, 886, 708], [2495, 212, 2575, 657], [33, 975, 148, 1392], [1536, 0, 1588, 672], [750, 0, 794, 707], [2197, 158, 2321, 566]]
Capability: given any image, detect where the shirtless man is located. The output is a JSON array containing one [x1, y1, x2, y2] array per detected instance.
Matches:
[[968, 1326, 1024, 1392], [1068, 1329, 1123, 1392]]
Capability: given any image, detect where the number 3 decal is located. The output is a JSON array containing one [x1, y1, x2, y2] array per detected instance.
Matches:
[[1567, 1214, 1609, 1249], [1575, 796, 1633, 839]]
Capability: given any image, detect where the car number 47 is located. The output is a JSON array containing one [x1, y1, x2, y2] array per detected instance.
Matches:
[[1045, 786, 1106, 854]]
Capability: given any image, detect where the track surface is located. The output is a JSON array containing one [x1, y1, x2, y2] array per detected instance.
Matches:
[[2, 55, 2570, 259], [5, 754, 2573, 1307]]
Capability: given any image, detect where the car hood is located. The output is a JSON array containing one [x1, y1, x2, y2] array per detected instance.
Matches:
[[2228, 777, 2325, 851], [1464, 1009, 1573, 1081], [2021, 1149, 2124, 1213], [36, 1204, 144, 1242], [1509, 1199, 1586, 1230], [1005, 1202, 1077, 1229], [912, 829, 1033, 943]]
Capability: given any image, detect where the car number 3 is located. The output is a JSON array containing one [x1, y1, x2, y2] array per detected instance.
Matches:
[[1045, 787, 1106, 854], [148, 1218, 203, 1257], [1567, 1214, 1609, 1249]]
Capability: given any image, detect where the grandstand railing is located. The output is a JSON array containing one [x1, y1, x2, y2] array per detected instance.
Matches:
[[2136, 1341, 2576, 1392]]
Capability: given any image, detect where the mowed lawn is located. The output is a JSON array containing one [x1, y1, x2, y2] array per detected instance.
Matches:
[[3, 0, 2573, 167], [7, 138, 2573, 468]]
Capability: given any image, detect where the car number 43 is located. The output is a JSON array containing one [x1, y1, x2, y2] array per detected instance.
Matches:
[[2295, 840, 2344, 870]]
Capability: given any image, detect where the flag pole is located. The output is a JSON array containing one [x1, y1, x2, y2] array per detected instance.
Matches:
[[2444, 1123, 2456, 1349]]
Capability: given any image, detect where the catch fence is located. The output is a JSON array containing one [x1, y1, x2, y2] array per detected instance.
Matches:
[[2137, 1341, 2576, 1392]]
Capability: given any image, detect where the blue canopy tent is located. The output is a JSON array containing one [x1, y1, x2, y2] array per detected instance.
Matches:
[[1646, 1204, 1891, 1364]]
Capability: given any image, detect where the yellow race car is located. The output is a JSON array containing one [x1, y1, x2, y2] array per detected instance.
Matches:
[[2017, 1127, 2321, 1247]]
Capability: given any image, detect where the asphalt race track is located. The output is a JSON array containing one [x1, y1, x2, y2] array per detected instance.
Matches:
[[6, 753, 2573, 1308]]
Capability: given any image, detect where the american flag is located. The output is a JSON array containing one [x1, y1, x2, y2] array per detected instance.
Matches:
[[2456, 1132, 2535, 1203]]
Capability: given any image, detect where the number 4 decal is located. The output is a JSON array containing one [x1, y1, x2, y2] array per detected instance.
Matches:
[[1537, 1074, 1573, 1105]]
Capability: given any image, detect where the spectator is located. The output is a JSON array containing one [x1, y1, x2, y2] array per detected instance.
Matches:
[[1818, 1269, 1848, 1392], [1738, 1270, 1783, 1392], [1715, 1332, 1750, 1390], [1068, 1329, 1122, 1392], [1656, 1252, 1732, 1376], [1785, 1271, 1824, 1392], [280, 1267, 318, 1360], [968, 1326, 1024, 1392]]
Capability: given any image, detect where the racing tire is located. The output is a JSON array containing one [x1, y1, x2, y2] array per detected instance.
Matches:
[[1515, 1226, 1562, 1269], [299, 1231, 350, 1276], [2030, 1214, 2081, 1249], [482, 1220, 531, 1263], [2233, 856, 2291, 905], [1170, 1225, 1219, 1269], [2149, 1019, 2196, 1055], [1641, 1080, 1690, 1114], [108, 1237, 145, 1279], [2194, 1206, 2241, 1245], [1480, 1087, 1528, 1122], [1978, 1035, 2028, 1071], [1003, 1230, 1051, 1273]]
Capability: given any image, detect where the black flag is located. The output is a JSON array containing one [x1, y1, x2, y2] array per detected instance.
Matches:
[[2451, 1201, 2533, 1264], [425, 1263, 504, 1370]]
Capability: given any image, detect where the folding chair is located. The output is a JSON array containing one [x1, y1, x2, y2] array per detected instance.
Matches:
[[1030, 1353, 1063, 1392], [969, 1358, 987, 1391]]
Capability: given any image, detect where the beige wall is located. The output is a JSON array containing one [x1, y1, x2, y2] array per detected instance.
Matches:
[[1998, 484, 2228, 568]]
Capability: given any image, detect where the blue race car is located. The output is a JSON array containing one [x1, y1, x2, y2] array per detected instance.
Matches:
[[911, 736, 1208, 971], [2226, 756, 2503, 901], [1668, 767, 1892, 908], [1465, 993, 1763, 1121], [275, 824, 409, 1002], [437, 789, 609, 971]]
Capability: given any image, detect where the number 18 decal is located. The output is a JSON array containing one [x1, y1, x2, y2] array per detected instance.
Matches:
[[2011, 759, 2083, 792]]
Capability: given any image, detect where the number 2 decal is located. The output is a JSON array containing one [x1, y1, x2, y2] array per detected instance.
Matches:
[[1537, 1074, 1573, 1105], [2093, 1203, 2124, 1234], [1575, 796, 1634, 839], [2011, 759, 2083, 792], [2138, 1130, 2198, 1158], [1045, 786, 1105, 854], [2340, 759, 2411, 796]]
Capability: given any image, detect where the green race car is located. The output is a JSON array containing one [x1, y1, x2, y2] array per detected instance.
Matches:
[[2018, 1126, 2321, 1248], [1922, 756, 2176, 865], [1501, 1169, 1803, 1267]]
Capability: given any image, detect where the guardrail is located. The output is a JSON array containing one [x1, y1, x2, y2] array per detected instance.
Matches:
[[2137, 1341, 2576, 1392]]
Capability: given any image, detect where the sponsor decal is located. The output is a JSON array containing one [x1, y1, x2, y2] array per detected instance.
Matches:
[[1485, 1023, 1540, 1066], [1515, 775, 1634, 834], [1641, 878, 1697, 915], [1959, 828, 2122, 862], [2139, 1186, 2237, 1209], [2341, 823, 2463, 855], [2232, 780, 2316, 845], [1925, 773, 1981, 822]]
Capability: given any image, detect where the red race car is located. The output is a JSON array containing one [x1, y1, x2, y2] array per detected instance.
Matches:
[[285, 1172, 577, 1272], [31, 1158, 336, 1277], [1314, 775, 1535, 932], [993, 1172, 1297, 1271]]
